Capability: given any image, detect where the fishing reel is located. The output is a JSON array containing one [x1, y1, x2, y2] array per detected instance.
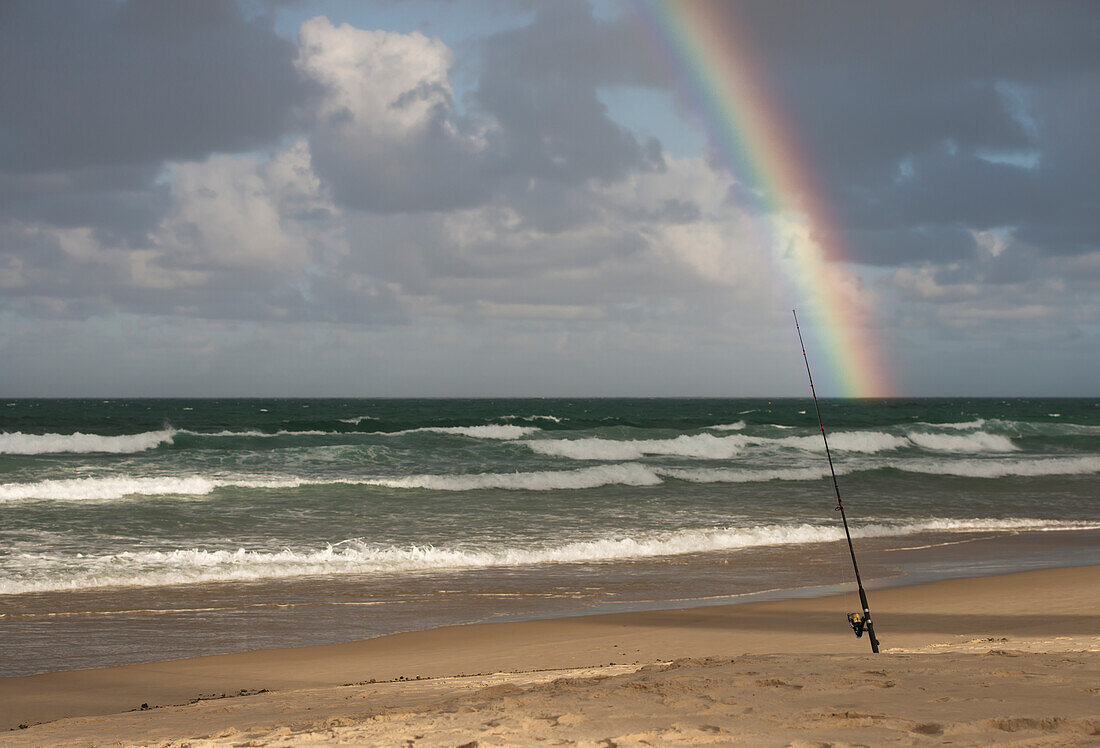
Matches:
[[847, 612, 871, 638]]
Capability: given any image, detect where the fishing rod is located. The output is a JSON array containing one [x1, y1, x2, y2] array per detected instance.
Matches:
[[792, 309, 880, 653]]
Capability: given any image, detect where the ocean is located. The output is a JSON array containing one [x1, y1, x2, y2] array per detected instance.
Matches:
[[2, 398, 1097, 675]]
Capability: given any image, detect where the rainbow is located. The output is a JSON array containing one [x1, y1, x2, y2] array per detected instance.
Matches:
[[631, 1, 890, 397]]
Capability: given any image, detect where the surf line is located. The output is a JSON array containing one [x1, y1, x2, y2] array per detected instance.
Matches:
[[794, 309, 880, 653], [630, 0, 890, 397]]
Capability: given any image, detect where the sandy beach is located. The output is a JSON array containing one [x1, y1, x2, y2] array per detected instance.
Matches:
[[2, 564, 1097, 746], [4, 0, 1099, 738]]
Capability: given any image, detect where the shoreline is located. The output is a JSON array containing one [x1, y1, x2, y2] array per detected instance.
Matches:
[[2, 563, 1097, 742], [5, 526, 1096, 679]]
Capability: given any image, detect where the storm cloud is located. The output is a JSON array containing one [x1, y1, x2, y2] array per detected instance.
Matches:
[[0, 0, 1096, 396], [0, 0, 310, 172], [714, 0, 1100, 264]]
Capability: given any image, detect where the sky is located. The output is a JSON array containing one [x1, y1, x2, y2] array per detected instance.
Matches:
[[0, 0, 1097, 397]]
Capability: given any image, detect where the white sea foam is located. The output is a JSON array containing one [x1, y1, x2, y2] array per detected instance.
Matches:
[[964, 419, 1100, 436], [0, 430, 176, 455], [905, 431, 1017, 453], [709, 421, 746, 431], [369, 463, 661, 491], [5, 517, 1094, 594], [390, 425, 539, 439], [0, 428, 356, 450], [888, 455, 1100, 478], [190, 427, 531, 438], [915, 419, 987, 430], [527, 429, 1022, 461], [527, 433, 751, 460], [176, 425, 536, 439], [769, 431, 910, 453], [0, 464, 660, 502], [0, 476, 311, 502], [902, 518, 1099, 533], [0, 463, 839, 503], [182, 429, 335, 438], [0, 476, 218, 501], [658, 466, 841, 483], [526, 431, 909, 460], [5, 450, 1096, 504], [500, 414, 565, 423], [338, 416, 378, 424]]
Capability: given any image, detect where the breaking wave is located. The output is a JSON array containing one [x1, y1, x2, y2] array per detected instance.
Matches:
[[709, 421, 746, 431], [889, 455, 1100, 478], [526, 431, 909, 460], [768, 432, 911, 453], [389, 425, 539, 439], [915, 419, 987, 430], [904, 431, 1018, 452], [527, 433, 749, 460], [6, 450, 1095, 503], [180, 427, 540, 440], [0, 464, 661, 502], [0, 476, 306, 502], [658, 466, 842, 483], [179, 426, 538, 440], [0, 430, 176, 455], [931, 418, 1100, 436], [5, 517, 1094, 594], [181, 429, 334, 438], [0, 424, 539, 455], [367, 463, 660, 491], [525, 429, 1018, 460]]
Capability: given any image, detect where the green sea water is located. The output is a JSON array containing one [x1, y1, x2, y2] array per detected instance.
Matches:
[[1, 398, 1097, 673]]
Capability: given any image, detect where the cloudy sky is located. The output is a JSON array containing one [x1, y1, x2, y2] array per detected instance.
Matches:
[[1, 0, 1097, 397]]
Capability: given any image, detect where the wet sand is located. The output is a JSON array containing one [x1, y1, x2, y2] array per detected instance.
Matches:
[[1, 565, 1097, 746], [5, 527, 1095, 678]]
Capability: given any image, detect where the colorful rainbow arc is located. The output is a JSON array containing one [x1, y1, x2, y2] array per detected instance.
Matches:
[[632, 0, 890, 398]]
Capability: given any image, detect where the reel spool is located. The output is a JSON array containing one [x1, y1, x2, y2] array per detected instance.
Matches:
[[848, 612, 871, 638]]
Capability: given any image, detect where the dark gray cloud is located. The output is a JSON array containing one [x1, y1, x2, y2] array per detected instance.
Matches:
[[0, 0, 1097, 398], [0, 164, 168, 244], [302, 2, 662, 220], [702, 0, 1100, 264], [375, 0, 1095, 265], [476, 0, 662, 89], [834, 226, 978, 268], [472, 0, 662, 190], [0, 0, 314, 280], [308, 106, 497, 214], [473, 70, 658, 188], [0, 0, 311, 172]]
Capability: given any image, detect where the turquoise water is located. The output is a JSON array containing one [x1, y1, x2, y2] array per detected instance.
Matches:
[[1, 398, 1097, 673]]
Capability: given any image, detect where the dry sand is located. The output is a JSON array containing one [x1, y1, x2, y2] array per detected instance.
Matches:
[[1, 565, 1097, 746]]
